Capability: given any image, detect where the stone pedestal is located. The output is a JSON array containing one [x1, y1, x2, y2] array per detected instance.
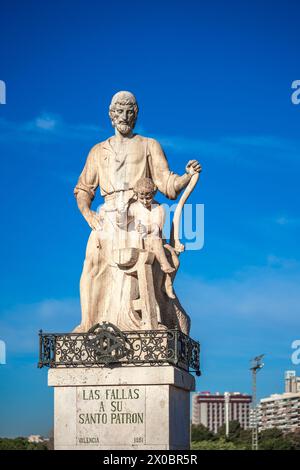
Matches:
[[48, 365, 195, 450]]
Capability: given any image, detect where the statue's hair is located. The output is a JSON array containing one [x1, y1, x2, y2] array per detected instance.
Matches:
[[109, 91, 139, 126], [133, 177, 157, 194]]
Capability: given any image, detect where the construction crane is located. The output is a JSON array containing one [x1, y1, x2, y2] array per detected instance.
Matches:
[[250, 354, 265, 450]]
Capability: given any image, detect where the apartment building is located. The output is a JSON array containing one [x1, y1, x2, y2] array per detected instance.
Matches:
[[258, 371, 300, 432], [192, 391, 252, 433]]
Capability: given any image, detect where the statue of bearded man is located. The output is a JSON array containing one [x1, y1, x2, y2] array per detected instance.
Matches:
[[73, 91, 201, 333]]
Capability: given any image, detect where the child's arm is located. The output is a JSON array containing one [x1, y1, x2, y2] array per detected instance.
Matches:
[[116, 202, 134, 229], [146, 205, 165, 238]]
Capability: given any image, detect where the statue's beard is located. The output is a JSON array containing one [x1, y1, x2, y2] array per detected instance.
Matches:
[[117, 122, 132, 134], [113, 119, 134, 135]]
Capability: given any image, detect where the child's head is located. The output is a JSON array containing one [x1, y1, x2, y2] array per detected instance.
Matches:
[[133, 177, 157, 208]]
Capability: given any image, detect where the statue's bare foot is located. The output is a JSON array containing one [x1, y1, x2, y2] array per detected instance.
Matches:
[[161, 264, 175, 274], [164, 274, 176, 299], [157, 323, 168, 331], [73, 324, 86, 333]]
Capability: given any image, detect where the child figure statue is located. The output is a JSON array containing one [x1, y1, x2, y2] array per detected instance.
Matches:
[[117, 177, 176, 298]]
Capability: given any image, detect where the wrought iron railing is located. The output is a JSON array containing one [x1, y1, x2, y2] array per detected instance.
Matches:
[[38, 322, 200, 375]]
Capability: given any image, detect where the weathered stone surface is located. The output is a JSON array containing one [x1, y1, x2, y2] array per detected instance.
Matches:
[[43, 92, 202, 450], [49, 365, 195, 450], [73, 91, 202, 334], [48, 365, 195, 390]]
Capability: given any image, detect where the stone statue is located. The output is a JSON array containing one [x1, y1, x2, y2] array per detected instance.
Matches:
[[116, 177, 176, 299], [73, 91, 201, 334]]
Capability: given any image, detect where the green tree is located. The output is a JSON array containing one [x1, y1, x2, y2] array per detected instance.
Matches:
[[217, 420, 243, 440], [191, 424, 215, 441], [191, 438, 247, 450], [259, 428, 295, 450], [216, 420, 252, 449], [285, 429, 300, 450], [236, 428, 252, 449], [0, 437, 48, 450]]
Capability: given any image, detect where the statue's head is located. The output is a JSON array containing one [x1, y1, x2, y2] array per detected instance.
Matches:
[[133, 177, 157, 208], [109, 91, 139, 135]]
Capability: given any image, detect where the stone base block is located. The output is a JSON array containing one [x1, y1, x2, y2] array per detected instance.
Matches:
[[48, 365, 195, 450]]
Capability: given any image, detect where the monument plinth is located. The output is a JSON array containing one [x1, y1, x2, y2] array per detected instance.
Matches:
[[39, 324, 200, 450], [49, 365, 194, 450], [39, 91, 202, 450], [39, 326, 200, 450]]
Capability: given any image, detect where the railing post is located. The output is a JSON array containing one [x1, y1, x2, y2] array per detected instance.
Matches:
[[38, 329, 43, 368], [174, 327, 179, 367]]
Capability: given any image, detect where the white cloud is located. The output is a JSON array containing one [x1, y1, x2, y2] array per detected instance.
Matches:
[[155, 133, 300, 168], [176, 258, 300, 327], [0, 298, 80, 354], [1, 255, 299, 356], [34, 114, 59, 131], [224, 135, 292, 150], [267, 254, 299, 269], [0, 257, 299, 376], [1, 113, 299, 164], [0, 114, 102, 143], [274, 216, 300, 227], [1, 114, 299, 172]]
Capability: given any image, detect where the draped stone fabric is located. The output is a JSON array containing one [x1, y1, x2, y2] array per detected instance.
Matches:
[[74, 134, 190, 334], [74, 135, 178, 200]]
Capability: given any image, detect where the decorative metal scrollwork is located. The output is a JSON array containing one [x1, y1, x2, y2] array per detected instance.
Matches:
[[38, 324, 200, 376], [84, 322, 133, 363]]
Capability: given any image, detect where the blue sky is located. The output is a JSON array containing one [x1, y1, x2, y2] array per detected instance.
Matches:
[[0, 0, 300, 437]]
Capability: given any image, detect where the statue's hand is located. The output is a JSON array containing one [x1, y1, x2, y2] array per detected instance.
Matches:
[[136, 222, 147, 237], [117, 201, 128, 214], [85, 210, 101, 231], [185, 159, 202, 175]]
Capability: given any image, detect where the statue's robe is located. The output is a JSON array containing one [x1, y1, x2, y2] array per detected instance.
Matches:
[[74, 134, 190, 333]]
